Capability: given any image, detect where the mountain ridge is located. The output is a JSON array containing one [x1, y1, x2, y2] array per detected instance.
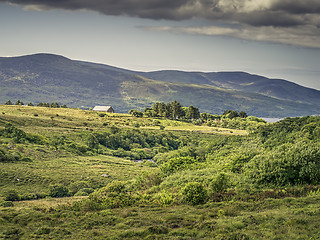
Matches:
[[0, 53, 319, 117]]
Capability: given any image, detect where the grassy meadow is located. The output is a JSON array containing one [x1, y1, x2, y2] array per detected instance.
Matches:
[[1, 105, 320, 239]]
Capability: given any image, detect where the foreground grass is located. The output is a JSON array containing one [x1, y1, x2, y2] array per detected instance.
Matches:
[[0, 154, 153, 196], [1, 194, 320, 239]]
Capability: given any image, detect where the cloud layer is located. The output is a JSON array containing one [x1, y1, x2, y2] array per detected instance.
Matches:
[[2, 0, 320, 47]]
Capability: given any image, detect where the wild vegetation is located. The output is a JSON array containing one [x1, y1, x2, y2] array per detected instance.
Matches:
[[1, 103, 320, 239]]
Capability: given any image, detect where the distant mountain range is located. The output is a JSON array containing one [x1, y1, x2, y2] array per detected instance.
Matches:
[[0, 53, 320, 117]]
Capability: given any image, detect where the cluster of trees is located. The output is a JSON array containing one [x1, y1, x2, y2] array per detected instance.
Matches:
[[129, 101, 250, 123], [4, 100, 67, 108], [36, 102, 67, 108], [5, 100, 26, 106], [130, 100, 200, 120], [223, 110, 247, 119]]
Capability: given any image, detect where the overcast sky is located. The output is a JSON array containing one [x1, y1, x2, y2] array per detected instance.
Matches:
[[0, 0, 319, 89]]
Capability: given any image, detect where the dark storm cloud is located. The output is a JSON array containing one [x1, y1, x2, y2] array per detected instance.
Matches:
[[2, 0, 320, 47], [1, 0, 319, 26], [271, 0, 320, 14]]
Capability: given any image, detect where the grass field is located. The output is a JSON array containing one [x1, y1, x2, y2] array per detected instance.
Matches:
[[1, 105, 320, 239]]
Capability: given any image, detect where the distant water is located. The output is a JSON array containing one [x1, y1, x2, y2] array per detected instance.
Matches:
[[262, 118, 283, 123]]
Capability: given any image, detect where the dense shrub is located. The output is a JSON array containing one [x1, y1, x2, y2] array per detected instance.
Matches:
[[0, 200, 14, 207], [4, 189, 20, 201], [160, 156, 198, 175], [182, 182, 208, 205], [49, 184, 70, 198], [133, 171, 162, 190], [88, 128, 184, 159], [0, 147, 22, 162], [89, 181, 135, 208], [69, 181, 90, 195], [0, 124, 46, 144], [211, 173, 231, 193], [74, 188, 94, 196], [245, 141, 320, 186]]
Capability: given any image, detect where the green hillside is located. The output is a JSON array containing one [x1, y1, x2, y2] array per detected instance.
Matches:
[[1, 53, 320, 117], [1, 105, 320, 239]]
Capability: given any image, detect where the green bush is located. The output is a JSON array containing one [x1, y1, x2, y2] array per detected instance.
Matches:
[[211, 173, 231, 193], [245, 141, 320, 185], [0, 200, 14, 207], [182, 182, 208, 205], [160, 156, 198, 175], [4, 189, 20, 201], [69, 181, 89, 195], [89, 181, 134, 208], [49, 184, 70, 198], [153, 191, 175, 206], [74, 188, 94, 196], [133, 171, 162, 190], [0, 147, 22, 162]]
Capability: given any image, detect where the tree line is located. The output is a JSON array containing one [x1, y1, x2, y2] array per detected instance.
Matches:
[[129, 100, 247, 121], [130, 100, 201, 120], [4, 100, 67, 108]]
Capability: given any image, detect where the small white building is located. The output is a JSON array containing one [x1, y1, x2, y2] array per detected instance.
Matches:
[[92, 106, 114, 113]]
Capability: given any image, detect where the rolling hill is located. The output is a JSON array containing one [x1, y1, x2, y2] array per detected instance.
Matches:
[[0, 53, 320, 117]]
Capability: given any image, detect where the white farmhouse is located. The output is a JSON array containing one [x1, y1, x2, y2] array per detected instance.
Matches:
[[92, 106, 114, 113]]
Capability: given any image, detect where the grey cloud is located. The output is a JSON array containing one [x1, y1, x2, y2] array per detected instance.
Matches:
[[147, 24, 320, 48], [1, 0, 319, 27], [2, 0, 320, 48], [271, 0, 320, 14]]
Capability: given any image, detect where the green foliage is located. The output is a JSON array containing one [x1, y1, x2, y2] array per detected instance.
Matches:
[[93, 128, 182, 159], [89, 181, 135, 208], [5, 100, 13, 105], [0, 124, 46, 144], [133, 171, 162, 190], [160, 156, 198, 175], [256, 116, 320, 147], [68, 181, 90, 195], [182, 182, 208, 205], [1, 105, 320, 239], [0, 124, 27, 143], [153, 191, 175, 206], [15, 100, 24, 106], [245, 141, 320, 186], [86, 133, 99, 151], [0, 147, 23, 162], [36, 102, 66, 108], [4, 189, 20, 201], [49, 184, 70, 198], [223, 110, 239, 119], [185, 105, 200, 120], [74, 188, 94, 196], [129, 109, 143, 117], [0, 200, 14, 207], [147, 101, 201, 120], [211, 173, 231, 193]]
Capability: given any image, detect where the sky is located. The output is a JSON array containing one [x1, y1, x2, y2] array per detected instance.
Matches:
[[0, 0, 319, 90]]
